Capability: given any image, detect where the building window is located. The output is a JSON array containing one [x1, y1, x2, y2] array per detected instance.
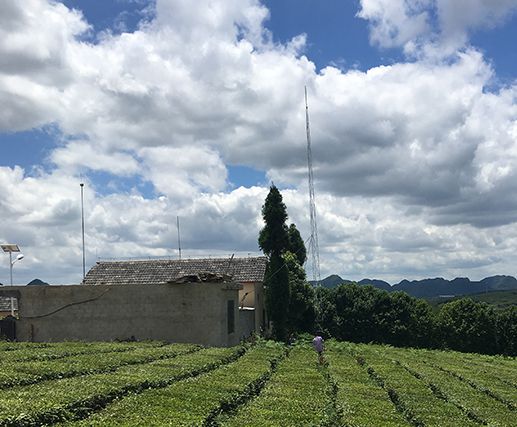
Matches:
[[227, 300, 235, 334]]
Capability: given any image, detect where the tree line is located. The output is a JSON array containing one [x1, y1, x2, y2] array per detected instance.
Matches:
[[259, 185, 516, 356], [315, 284, 516, 356]]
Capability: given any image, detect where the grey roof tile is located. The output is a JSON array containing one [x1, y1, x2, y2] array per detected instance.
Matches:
[[83, 256, 267, 286]]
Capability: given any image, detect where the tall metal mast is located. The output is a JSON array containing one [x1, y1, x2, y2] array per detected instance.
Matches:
[[305, 86, 321, 284]]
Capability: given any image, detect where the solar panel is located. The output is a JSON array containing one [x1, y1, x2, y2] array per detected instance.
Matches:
[[0, 244, 20, 253]]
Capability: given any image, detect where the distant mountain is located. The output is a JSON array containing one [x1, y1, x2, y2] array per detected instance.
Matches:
[[358, 278, 391, 291], [312, 274, 517, 298], [311, 275, 393, 290], [392, 277, 455, 298], [27, 279, 50, 286], [479, 275, 517, 291], [391, 275, 517, 298], [314, 275, 351, 288]]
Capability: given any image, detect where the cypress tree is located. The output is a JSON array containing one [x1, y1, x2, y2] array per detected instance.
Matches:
[[265, 252, 290, 341], [287, 223, 307, 265], [258, 185, 289, 255], [259, 185, 290, 341], [283, 251, 315, 333]]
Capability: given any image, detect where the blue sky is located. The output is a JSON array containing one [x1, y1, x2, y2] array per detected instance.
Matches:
[[2, 0, 517, 284]]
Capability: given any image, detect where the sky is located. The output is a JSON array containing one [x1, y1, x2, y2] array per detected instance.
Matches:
[[2, 0, 517, 285]]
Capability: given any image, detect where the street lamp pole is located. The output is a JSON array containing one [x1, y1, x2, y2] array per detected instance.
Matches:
[[80, 183, 85, 281]]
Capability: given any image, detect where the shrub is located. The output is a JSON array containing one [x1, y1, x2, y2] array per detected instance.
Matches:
[[437, 298, 498, 354]]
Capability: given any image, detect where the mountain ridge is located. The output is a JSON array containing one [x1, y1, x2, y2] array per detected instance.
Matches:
[[311, 274, 517, 298]]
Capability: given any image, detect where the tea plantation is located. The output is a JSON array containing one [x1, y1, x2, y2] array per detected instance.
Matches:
[[0, 340, 513, 426]]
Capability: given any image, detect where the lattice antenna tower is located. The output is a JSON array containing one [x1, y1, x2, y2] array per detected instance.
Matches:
[[305, 86, 321, 284]]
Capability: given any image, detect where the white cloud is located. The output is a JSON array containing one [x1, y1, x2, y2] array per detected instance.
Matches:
[[358, 0, 517, 56], [0, 0, 88, 81], [436, 0, 517, 39], [155, 0, 270, 46], [1, 0, 517, 284], [270, 50, 517, 228], [138, 145, 228, 198], [51, 141, 140, 175], [357, 0, 432, 50], [1, 164, 517, 285], [0, 0, 88, 131]]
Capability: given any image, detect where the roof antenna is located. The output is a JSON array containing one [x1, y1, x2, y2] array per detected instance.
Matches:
[[225, 253, 235, 276], [177, 216, 182, 260]]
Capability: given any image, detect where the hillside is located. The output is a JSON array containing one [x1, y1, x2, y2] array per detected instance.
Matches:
[[26, 279, 50, 286], [358, 278, 391, 291], [429, 289, 517, 310], [313, 274, 517, 298], [0, 340, 512, 426], [315, 274, 351, 288]]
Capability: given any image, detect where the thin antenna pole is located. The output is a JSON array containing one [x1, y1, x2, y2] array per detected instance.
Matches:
[[177, 216, 182, 260], [80, 183, 85, 281], [225, 253, 235, 275], [305, 86, 321, 284]]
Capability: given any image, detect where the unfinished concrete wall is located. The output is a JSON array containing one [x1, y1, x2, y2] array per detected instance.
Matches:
[[253, 281, 266, 331], [0, 282, 242, 347], [238, 281, 265, 333], [238, 308, 255, 339], [239, 283, 256, 307]]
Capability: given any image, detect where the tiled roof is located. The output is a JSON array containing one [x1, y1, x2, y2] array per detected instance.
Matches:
[[83, 256, 268, 286]]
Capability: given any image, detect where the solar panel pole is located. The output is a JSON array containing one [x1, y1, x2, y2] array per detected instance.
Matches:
[[1, 244, 22, 316], [9, 251, 12, 315], [9, 251, 12, 286], [10, 253, 23, 316]]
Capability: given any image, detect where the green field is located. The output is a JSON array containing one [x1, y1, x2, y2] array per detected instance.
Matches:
[[0, 340, 514, 426]]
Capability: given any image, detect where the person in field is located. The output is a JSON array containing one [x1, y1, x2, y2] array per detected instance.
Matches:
[[312, 332, 324, 364]]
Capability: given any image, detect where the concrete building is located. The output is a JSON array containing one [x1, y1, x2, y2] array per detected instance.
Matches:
[[0, 256, 267, 347], [83, 257, 268, 332]]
